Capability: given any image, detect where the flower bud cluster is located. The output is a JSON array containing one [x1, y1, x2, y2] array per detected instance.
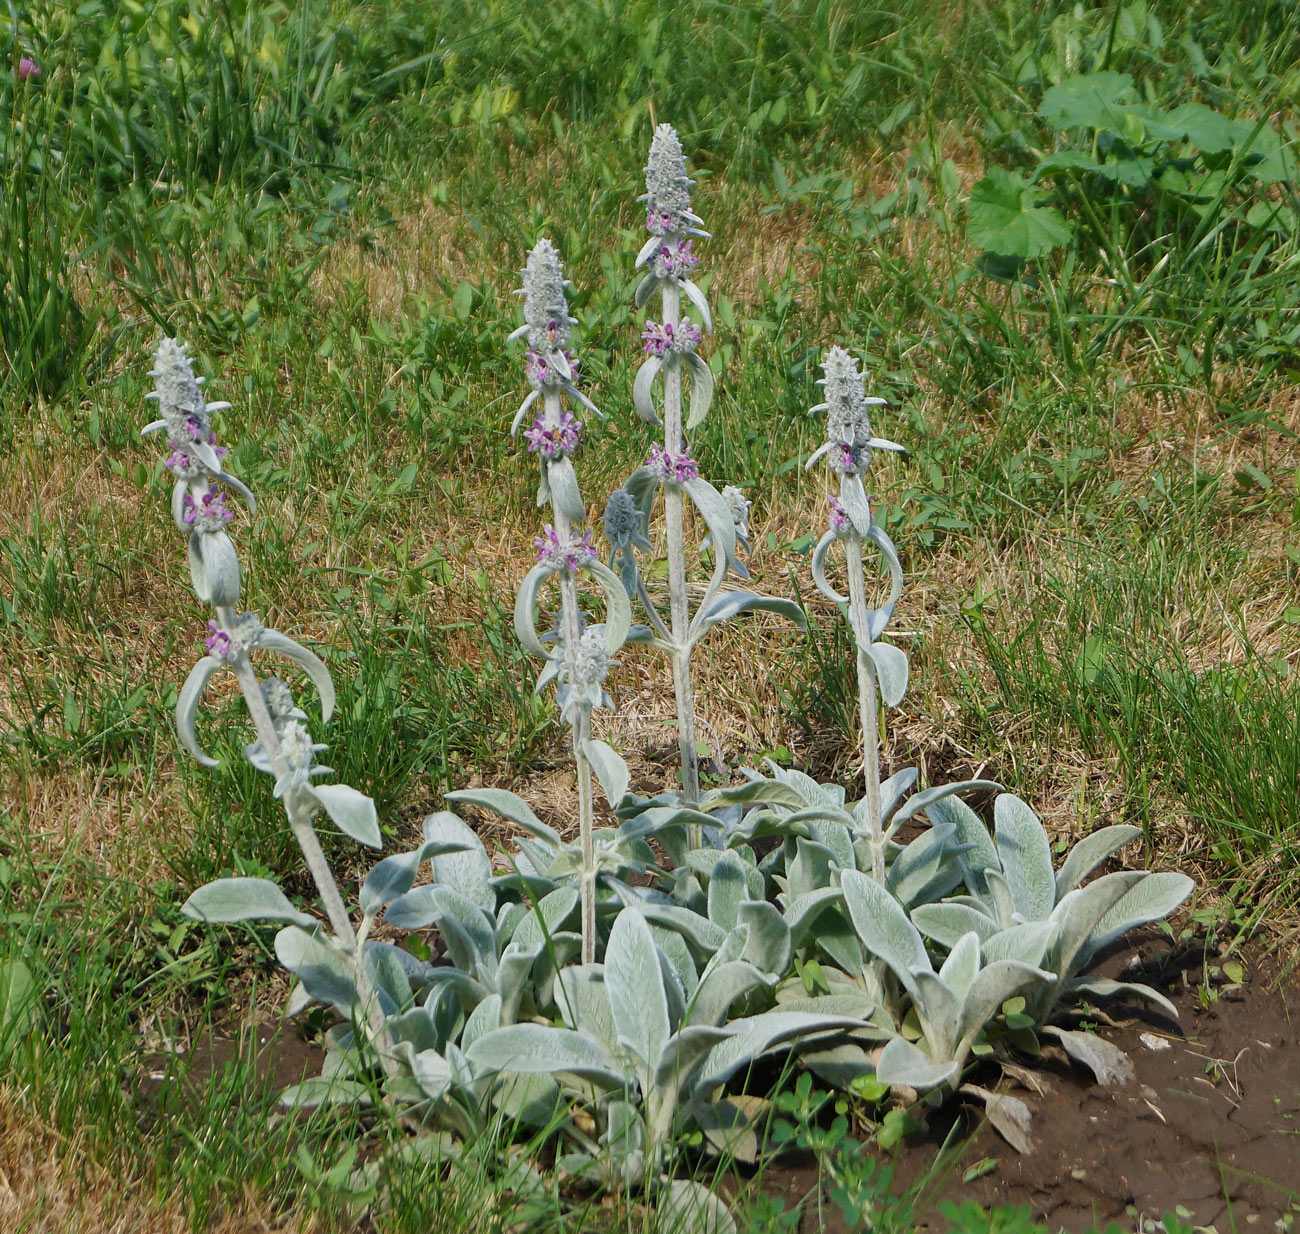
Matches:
[[722, 486, 751, 542], [572, 627, 611, 690], [147, 338, 232, 460], [525, 409, 582, 458], [644, 125, 695, 237], [520, 240, 576, 387], [203, 612, 263, 660], [647, 443, 700, 484], [828, 495, 849, 535], [183, 489, 235, 532], [534, 525, 597, 573], [642, 319, 702, 358], [822, 346, 876, 447]]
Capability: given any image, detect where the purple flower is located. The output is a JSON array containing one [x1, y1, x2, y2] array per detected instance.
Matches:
[[525, 347, 579, 390], [524, 410, 582, 458], [204, 620, 232, 658], [641, 318, 702, 357], [17, 58, 39, 80], [647, 443, 699, 484], [652, 239, 698, 280], [183, 489, 235, 531], [534, 525, 596, 572], [828, 496, 848, 533], [830, 442, 871, 477], [165, 449, 193, 474]]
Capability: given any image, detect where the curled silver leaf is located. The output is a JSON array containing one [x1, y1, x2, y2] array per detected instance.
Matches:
[[632, 356, 663, 425], [188, 535, 211, 604], [811, 529, 847, 605], [513, 562, 554, 659], [216, 469, 257, 515], [867, 523, 905, 618], [511, 389, 540, 436], [198, 532, 241, 608], [684, 352, 714, 431], [546, 456, 586, 524], [683, 477, 737, 572], [172, 480, 191, 531], [680, 280, 713, 332], [176, 655, 224, 767], [564, 383, 605, 419], [840, 477, 873, 538], [804, 440, 834, 470], [584, 559, 632, 654], [141, 419, 168, 436], [634, 273, 656, 308], [255, 629, 336, 722], [634, 234, 661, 269]]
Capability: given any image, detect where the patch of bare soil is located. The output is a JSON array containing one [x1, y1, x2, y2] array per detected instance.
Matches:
[[885, 939, 1300, 1231]]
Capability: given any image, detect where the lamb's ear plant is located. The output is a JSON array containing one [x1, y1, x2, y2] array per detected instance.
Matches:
[[616, 124, 804, 824], [145, 338, 416, 1078], [509, 238, 632, 964]]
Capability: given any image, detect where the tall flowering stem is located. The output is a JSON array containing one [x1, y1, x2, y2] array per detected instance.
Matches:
[[807, 347, 906, 883], [144, 340, 398, 1076], [511, 240, 628, 964]]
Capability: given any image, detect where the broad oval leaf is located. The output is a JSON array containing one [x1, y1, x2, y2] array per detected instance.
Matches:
[[684, 352, 714, 430], [309, 783, 381, 849], [546, 456, 586, 524], [841, 869, 931, 996], [1054, 824, 1142, 899], [1083, 872, 1194, 962], [875, 1037, 959, 1092], [256, 629, 336, 723], [465, 1023, 622, 1087], [513, 563, 553, 659], [445, 788, 561, 845], [911, 902, 999, 949], [633, 355, 663, 425], [605, 908, 670, 1075], [584, 559, 632, 653], [183, 877, 318, 929], [274, 926, 358, 1013], [994, 795, 1056, 922], [176, 655, 224, 768], [810, 529, 847, 605]]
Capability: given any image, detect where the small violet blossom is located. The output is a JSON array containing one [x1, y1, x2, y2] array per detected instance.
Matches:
[[534, 525, 596, 573], [183, 489, 235, 532], [17, 57, 39, 79], [642, 318, 702, 358], [650, 239, 698, 280], [204, 621, 232, 658], [524, 410, 582, 458], [647, 443, 699, 484], [828, 496, 849, 534]]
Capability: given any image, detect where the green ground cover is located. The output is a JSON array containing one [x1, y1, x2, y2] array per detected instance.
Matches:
[[2, 1, 1298, 1229]]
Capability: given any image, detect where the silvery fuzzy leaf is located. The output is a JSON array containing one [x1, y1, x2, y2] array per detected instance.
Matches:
[[980, 920, 1053, 970], [887, 780, 1002, 839], [182, 877, 319, 929], [580, 739, 630, 809], [800, 1042, 879, 1090], [633, 356, 663, 425], [887, 821, 963, 908], [465, 1024, 623, 1088], [1048, 871, 1146, 985], [694, 1094, 768, 1165], [274, 926, 358, 1014], [683, 477, 738, 570], [810, 529, 848, 605], [783, 888, 846, 948], [804, 440, 836, 471], [691, 591, 806, 644], [841, 869, 931, 997], [629, 901, 728, 955], [187, 533, 212, 604], [511, 388, 540, 435], [653, 925, 700, 999], [308, 783, 381, 849], [707, 851, 750, 931], [617, 805, 713, 846], [509, 887, 580, 949], [679, 280, 714, 332], [985, 868, 1018, 927], [546, 456, 586, 524], [256, 629, 336, 723], [586, 559, 633, 653], [737, 900, 791, 976], [1082, 871, 1194, 963], [189, 439, 226, 475], [994, 795, 1056, 922], [197, 531, 241, 607], [686, 960, 765, 1028], [702, 779, 807, 811], [911, 902, 1000, 949], [1068, 977, 1179, 1020], [404, 1045, 456, 1101], [556, 964, 617, 1048], [684, 352, 714, 430], [141, 418, 168, 435], [1042, 1025, 1134, 1086], [624, 464, 661, 521], [387, 885, 497, 978], [606, 909, 671, 1078], [874, 1037, 959, 1092], [655, 1179, 736, 1234], [1055, 824, 1142, 899], [387, 1007, 442, 1054], [961, 1084, 1035, 1153], [840, 476, 873, 538], [462, 993, 505, 1050], [176, 655, 224, 768], [172, 480, 190, 531], [787, 838, 838, 901], [359, 836, 475, 916], [956, 960, 1053, 1055], [635, 233, 663, 269], [563, 382, 605, 419], [938, 932, 982, 1005], [212, 468, 257, 514], [921, 793, 1000, 877], [279, 1077, 373, 1109], [423, 811, 496, 912], [693, 1011, 859, 1096], [367, 943, 414, 1010], [879, 767, 919, 820], [634, 272, 656, 308], [808, 819, 855, 873], [912, 969, 961, 1058], [867, 436, 906, 453], [862, 640, 908, 707], [550, 350, 573, 382], [285, 981, 315, 1017]]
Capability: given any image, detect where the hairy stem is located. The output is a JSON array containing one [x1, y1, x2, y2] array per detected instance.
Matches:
[[223, 621, 398, 1074], [661, 281, 701, 819], [543, 388, 598, 963], [843, 537, 885, 883]]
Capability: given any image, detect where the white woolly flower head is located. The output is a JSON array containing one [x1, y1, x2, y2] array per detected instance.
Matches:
[[821, 346, 873, 446], [572, 627, 611, 690], [644, 124, 694, 236], [722, 485, 752, 541], [148, 337, 211, 443], [522, 239, 571, 353]]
